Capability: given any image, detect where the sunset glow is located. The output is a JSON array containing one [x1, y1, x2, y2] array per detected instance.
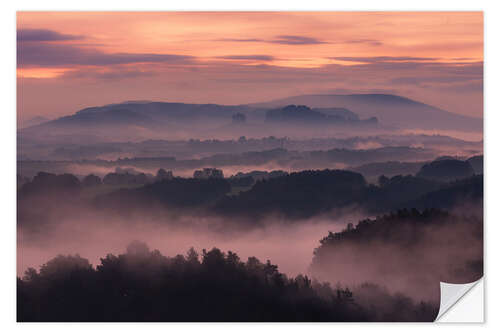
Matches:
[[17, 12, 483, 121], [16, 12, 485, 322]]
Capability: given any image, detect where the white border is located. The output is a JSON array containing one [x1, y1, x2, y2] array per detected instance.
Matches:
[[2, 0, 499, 331]]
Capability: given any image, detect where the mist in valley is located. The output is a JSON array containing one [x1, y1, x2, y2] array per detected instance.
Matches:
[[16, 75, 484, 323], [17, 214, 356, 278], [16, 116, 484, 321]]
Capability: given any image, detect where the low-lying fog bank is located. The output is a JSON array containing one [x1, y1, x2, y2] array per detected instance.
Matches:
[[17, 215, 358, 278]]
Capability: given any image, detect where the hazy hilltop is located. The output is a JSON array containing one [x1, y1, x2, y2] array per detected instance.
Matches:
[[265, 105, 377, 125], [28, 102, 253, 132], [251, 94, 483, 132]]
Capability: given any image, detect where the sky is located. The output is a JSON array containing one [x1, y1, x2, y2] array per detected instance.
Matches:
[[17, 12, 483, 123]]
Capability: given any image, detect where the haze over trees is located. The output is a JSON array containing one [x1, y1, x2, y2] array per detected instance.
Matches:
[[265, 105, 377, 125], [17, 167, 483, 229], [311, 209, 483, 301], [16, 94, 483, 322]]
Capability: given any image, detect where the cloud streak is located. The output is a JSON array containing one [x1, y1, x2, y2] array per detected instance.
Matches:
[[216, 55, 275, 61], [216, 36, 381, 46], [17, 29, 84, 42], [216, 35, 327, 45], [216, 38, 264, 43], [332, 56, 440, 63], [342, 39, 383, 46], [270, 35, 327, 45], [18, 41, 195, 67]]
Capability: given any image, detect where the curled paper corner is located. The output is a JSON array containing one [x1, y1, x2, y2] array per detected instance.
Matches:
[[435, 278, 483, 322]]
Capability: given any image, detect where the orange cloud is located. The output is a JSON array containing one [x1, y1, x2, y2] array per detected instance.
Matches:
[[17, 12, 483, 70]]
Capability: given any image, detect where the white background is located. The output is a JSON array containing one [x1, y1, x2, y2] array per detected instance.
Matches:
[[438, 279, 484, 322], [1, 0, 498, 331]]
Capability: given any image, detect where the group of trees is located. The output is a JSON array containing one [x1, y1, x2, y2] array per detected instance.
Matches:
[[416, 159, 475, 182], [17, 167, 484, 227], [95, 177, 231, 215], [265, 105, 377, 125], [17, 242, 437, 322], [407, 175, 483, 210], [193, 168, 224, 179], [16, 168, 481, 321], [18, 172, 84, 228], [90, 168, 174, 186], [215, 169, 367, 219], [18, 168, 177, 191], [311, 208, 483, 302], [19, 172, 81, 197], [215, 170, 483, 219], [231, 112, 246, 124], [227, 170, 289, 188]]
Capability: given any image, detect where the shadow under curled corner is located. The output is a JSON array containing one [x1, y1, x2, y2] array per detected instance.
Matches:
[[435, 278, 484, 322]]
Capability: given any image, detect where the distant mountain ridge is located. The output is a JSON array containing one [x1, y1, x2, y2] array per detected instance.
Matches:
[[72, 101, 251, 120], [20, 102, 257, 141], [19, 116, 50, 129], [20, 94, 482, 139]]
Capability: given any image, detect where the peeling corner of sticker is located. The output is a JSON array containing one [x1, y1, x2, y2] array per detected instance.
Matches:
[[435, 278, 483, 322]]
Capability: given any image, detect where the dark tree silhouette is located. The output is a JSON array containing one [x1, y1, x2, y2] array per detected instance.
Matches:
[[82, 174, 102, 187], [20, 244, 414, 322], [232, 113, 246, 124], [416, 159, 474, 182], [215, 169, 367, 219], [155, 168, 173, 181]]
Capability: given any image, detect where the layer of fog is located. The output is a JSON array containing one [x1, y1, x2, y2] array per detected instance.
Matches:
[[400, 129, 483, 142], [20, 120, 395, 144], [17, 195, 483, 305], [17, 214, 365, 278]]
